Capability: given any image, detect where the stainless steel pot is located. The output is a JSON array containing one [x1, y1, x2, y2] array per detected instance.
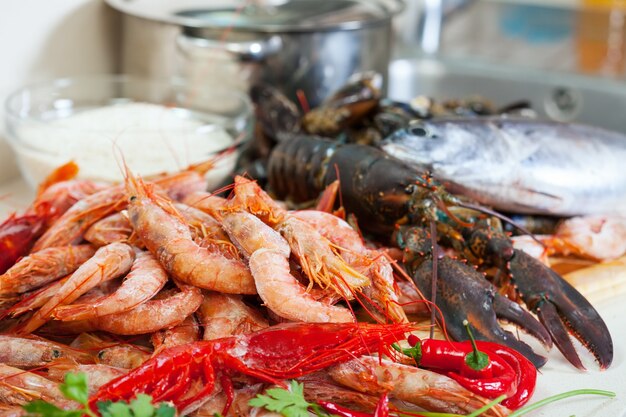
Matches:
[[106, 0, 403, 107]]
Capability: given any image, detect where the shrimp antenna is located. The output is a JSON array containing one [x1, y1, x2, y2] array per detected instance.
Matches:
[[457, 201, 546, 248]]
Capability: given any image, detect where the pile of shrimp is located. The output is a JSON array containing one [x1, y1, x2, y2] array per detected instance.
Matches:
[[0, 162, 506, 417]]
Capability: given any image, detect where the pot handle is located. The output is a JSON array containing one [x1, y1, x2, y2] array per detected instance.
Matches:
[[176, 33, 283, 61]]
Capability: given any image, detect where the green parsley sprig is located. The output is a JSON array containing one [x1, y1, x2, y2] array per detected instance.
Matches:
[[23, 372, 177, 417], [248, 381, 334, 417]]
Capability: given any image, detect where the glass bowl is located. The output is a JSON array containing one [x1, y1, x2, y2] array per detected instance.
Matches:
[[4, 74, 252, 189]]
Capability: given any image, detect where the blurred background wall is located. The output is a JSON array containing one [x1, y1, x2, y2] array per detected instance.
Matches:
[[0, 0, 119, 182]]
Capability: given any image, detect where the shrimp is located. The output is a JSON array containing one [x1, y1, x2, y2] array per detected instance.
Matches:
[[1, 279, 67, 320], [0, 165, 100, 274], [192, 383, 268, 417], [555, 215, 626, 260], [79, 286, 203, 335], [126, 175, 256, 294], [232, 177, 369, 298], [53, 251, 168, 321], [16, 242, 135, 334], [97, 344, 151, 369], [47, 363, 127, 395], [32, 185, 127, 251], [0, 404, 24, 416], [219, 210, 352, 323], [329, 356, 509, 417], [197, 291, 268, 340], [293, 210, 407, 323], [0, 245, 95, 295], [183, 192, 230, 218], [395, 280, 430, 316], [175, 203, 229, 242], [250, 249, 354, 323], [148, 159, 217, 202], [298, 372, 380, 411], [151, 314, 200, 352], [0, 364, 76, 408], [84, 212, 134, 246], [0, 335, 92, 368], [220, 211, 290, 259], [32, 179, 105, 227]]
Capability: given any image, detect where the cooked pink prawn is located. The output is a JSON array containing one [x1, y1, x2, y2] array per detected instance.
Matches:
[[74, 285, 203, 336], [148, 159, 217, 202], [126, 175, 255, 294], [96, 344, 151, 369], [84, 212, 134, 247], [182, 191, 229, 219], [293, 210, 407, 323], [47, 363, 127, 395], [0, 403, 25, 416], [197, 291, 268, 340], [32, 185, 127, 251], [191, 383, 271, 417], [555, 214, 626, 260], [2, 278, 68, 319], [251, 248, 354, 323], [220, 210, 353, 323], [32, 160, 220, 251], [220, 211, 290, 259], [53, 250, 168, 321], [151, 314, 200, 352], [0, 364, 76, 409], [31, 179, 105, 225], [0, 245, 95, 295], [0, 335, 92, 368], [16, 242, 135, 334], [175, 203, 230, 242], [329, 356, 509, 417], [231, 177, 369, 298]]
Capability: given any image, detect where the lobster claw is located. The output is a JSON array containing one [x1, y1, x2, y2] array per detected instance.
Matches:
[[410, 254, 551, 368], [508, 249, 614, 370]]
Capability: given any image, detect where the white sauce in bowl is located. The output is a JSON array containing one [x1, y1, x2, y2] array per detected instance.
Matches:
[[14, 102, 238, 188]]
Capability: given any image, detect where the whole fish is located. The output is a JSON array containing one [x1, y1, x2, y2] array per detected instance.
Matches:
[[381, 118, 626, 216]]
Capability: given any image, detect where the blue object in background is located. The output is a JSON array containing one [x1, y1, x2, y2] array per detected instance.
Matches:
[[500, 4, 574, 44]]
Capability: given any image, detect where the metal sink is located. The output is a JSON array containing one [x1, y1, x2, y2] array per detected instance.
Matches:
[[388, 57, 626, 133]]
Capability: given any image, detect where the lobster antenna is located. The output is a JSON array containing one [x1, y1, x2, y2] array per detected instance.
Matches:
[[457, 201, 546, 248], [429, 220, 438, 340]]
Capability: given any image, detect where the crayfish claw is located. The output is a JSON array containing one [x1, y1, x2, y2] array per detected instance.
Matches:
[[509, 249, 614, 370]]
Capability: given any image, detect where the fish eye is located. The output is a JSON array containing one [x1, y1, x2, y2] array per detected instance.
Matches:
[[408, 124, 430, 137]]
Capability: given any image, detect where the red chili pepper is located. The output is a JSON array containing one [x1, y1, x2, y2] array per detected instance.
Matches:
[[473, 341, 537, 409], [418, 338, 517, 399]]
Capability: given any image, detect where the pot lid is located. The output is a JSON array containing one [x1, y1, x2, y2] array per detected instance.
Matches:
[[106, 0, 403, 32]]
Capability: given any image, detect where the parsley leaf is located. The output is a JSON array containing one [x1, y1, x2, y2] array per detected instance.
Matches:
[[154, 403, 177, 417], [130, 394, 154, 417], [23, 400, 83, 417], [59, 372, 90, 405], [249, 381, 312, 417], [248, 381, 336, 417], [100, 402, 132, 417]]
